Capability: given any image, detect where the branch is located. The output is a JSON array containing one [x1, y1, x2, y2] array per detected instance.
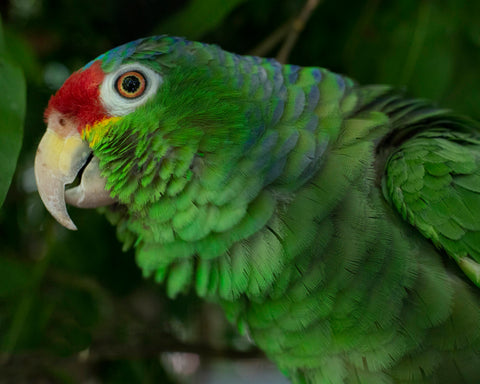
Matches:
[[248, 19, 292, 57], [1, 338, 263, 376], [89, 338, 262, 362], [276, 0, 323, 63]]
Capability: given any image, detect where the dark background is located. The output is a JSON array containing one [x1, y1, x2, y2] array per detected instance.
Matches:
[[1, 0, 480, 382]]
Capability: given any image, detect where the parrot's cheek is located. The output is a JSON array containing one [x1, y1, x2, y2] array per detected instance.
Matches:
[[34, 111, 115, 230]]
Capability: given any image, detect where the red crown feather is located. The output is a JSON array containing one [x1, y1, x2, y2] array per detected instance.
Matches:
[[44, 61, 108, 132]]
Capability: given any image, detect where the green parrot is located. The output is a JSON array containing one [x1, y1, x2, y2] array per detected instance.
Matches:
[[34, 36, 480, 383]]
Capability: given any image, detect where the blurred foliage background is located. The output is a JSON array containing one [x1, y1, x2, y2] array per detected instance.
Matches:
[[1, 0, 480, 383]]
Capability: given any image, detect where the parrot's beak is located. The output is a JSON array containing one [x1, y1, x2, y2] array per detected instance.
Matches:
[[34, 111, 115, 230]]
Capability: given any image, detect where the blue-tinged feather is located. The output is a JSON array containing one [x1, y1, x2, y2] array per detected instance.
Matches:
[[311, 67, 322, 82], [307, 85, 321, 112], [286, 65, 301, 84]]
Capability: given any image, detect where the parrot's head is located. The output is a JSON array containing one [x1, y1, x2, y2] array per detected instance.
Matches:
[[35, 36, 253, 230]]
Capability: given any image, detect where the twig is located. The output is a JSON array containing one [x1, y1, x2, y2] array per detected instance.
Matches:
[[248, 19, 293, 57], [400, 0, 432, 86], [276, 0, 323, 64]]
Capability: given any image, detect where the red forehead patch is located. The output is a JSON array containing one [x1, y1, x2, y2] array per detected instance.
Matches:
[[45, 60, 107, 131]]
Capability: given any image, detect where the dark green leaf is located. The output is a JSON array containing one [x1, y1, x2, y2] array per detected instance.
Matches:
[[154, 0, 248, 40], [0, 19, 26, 208]]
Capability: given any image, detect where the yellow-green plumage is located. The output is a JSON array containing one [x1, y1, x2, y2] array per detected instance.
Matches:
[[49, 36, 480, 383]]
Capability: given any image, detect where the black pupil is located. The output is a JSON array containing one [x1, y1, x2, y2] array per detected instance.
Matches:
[[122, 75, 141, 94]]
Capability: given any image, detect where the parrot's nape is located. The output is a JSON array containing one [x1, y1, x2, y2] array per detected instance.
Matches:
[[34, 36, 480, 383]]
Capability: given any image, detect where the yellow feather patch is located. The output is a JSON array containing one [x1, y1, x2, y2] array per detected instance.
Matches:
[[83, 116, 121, 147]]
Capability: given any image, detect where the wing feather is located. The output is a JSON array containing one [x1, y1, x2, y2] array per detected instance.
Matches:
[[384, 129, 480, 286]]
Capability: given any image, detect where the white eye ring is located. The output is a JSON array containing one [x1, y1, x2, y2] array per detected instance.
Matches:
[[100, 63, 162, 116]]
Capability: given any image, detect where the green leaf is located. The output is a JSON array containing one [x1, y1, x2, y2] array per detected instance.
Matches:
[[0, 22, 4, 54], [154, 0, 248, 40], [0, 18, 26, 208], [4, 28, 42, 83]]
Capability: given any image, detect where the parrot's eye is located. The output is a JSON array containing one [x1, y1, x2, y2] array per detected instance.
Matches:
[[116, 71, 147, 99], [100, 63, 162, 117]]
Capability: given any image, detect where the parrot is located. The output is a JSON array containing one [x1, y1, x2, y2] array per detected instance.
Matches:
[[34, 36, 480, 384]]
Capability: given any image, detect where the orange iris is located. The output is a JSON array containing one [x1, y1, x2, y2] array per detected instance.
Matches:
[[115, 71, 147, 99]]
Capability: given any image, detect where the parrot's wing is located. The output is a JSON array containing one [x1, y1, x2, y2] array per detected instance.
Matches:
[[383, 128, 480, 287]]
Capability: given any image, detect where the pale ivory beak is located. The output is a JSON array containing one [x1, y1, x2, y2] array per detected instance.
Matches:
[[34, 111, 114, 230]]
